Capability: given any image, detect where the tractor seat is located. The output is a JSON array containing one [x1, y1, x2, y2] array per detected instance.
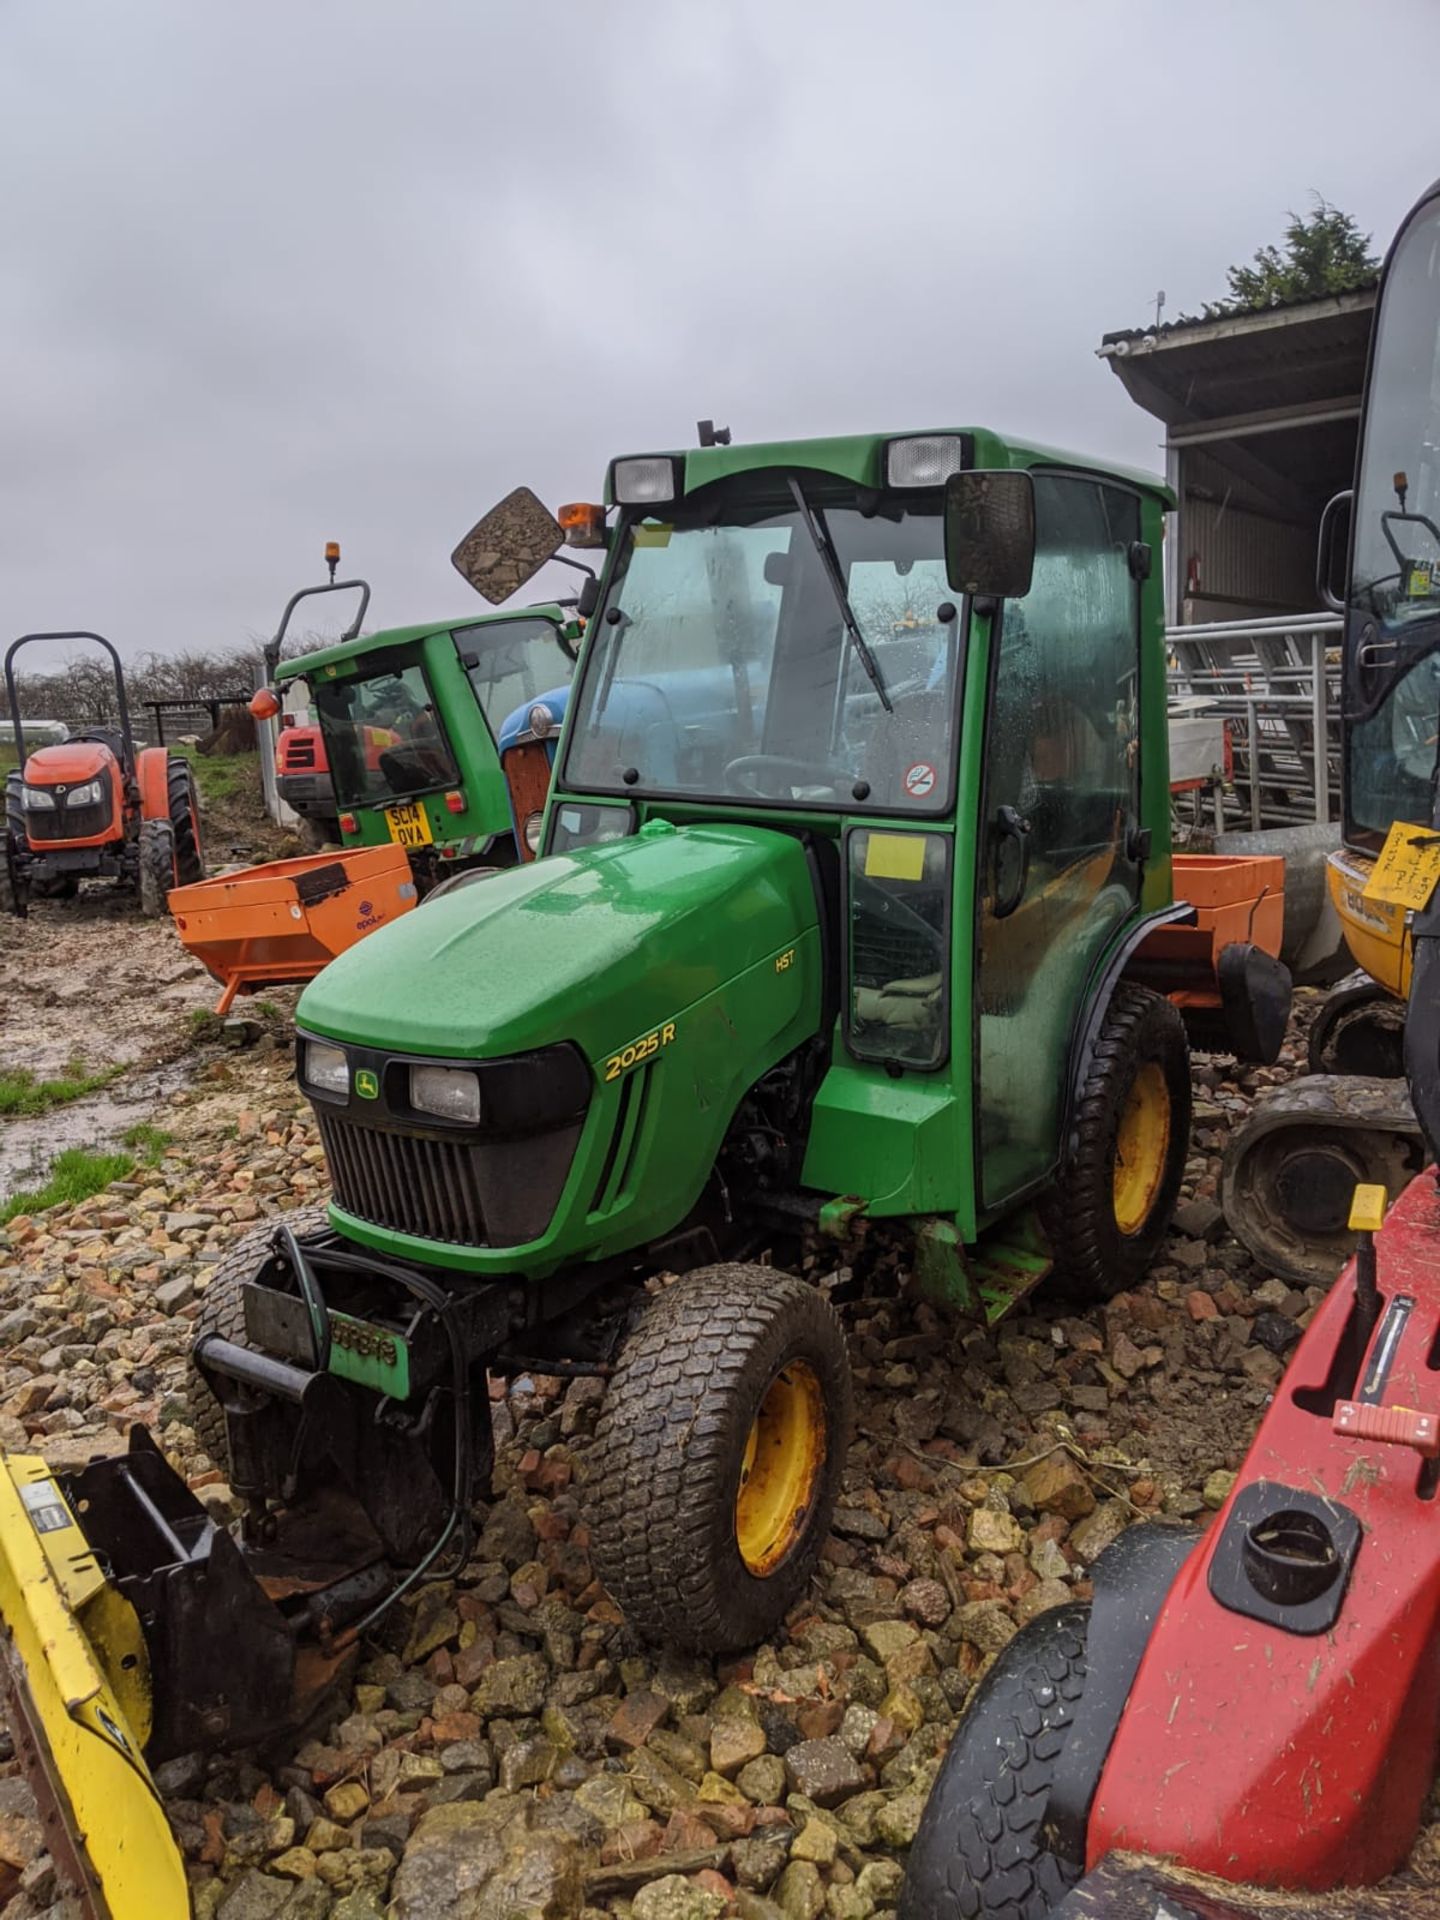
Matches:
[[853, 972, 942, 1030], [72, 728, 125, 763]]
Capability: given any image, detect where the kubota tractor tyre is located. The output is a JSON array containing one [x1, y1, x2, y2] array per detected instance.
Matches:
[[167, 758, 204, 886], [587, 1264, 853, 1652], [138, 817, 177, 916], [1042, 984, 1190, 1300], [0, 840, 24, 919], [186, 1205, 330, 1470], [898, 1604, 1089, 1920]]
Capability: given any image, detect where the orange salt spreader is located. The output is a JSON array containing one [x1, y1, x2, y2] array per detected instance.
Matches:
[[168, 844, 417, 1014]]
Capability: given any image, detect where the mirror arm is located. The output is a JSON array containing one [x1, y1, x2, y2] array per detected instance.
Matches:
[[547, 552, 598, 581]]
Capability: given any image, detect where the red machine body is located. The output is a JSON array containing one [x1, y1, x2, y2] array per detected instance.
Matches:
[[1088, 1170, 1440, 1890]]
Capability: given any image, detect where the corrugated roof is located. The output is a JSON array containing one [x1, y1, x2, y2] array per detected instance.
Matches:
[[1098, 285, 1375, 431]]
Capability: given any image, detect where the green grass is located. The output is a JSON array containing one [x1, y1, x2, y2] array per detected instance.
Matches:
[[121, 1123, 172, 1166], [171, 744, 257, 808], [1, 1148, 134, 1224], [0, 1061, 124, 1117]]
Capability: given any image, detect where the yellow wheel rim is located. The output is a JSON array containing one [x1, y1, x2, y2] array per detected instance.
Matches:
[[735, 1360, 826, 1577], [1112, 1060, 1171, 1236]]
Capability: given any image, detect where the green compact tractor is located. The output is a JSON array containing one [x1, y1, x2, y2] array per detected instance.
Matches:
[[0, 429, 1292, 1917], [258, 559, 581, 885]]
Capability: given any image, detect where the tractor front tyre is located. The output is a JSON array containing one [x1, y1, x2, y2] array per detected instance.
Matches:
[[186, 1206, 330, 1470], [167, 759, 204, 885], [898, 1604, 1089, 1920], [0, 841, 26, 919], [1042, 984, 1190, 1300], [587, 1264, 853, 1652], [138, 818, 177, 917]]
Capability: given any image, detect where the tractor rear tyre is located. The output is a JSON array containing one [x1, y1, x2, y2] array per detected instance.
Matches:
[[898, 1604, 1089, 1920], [138, 818, 176, 916], [1042, 984, 1190, 1300], [167, 759, 204, 885], [587, 1264, 853, 1652], [186, 1205, 330, 1471]]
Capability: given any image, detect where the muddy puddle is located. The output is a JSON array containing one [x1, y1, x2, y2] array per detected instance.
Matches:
[[1, 901, 218, 1201]]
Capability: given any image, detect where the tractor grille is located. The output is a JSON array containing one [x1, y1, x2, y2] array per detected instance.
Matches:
[[317, 1110, 488, 1245], [24, 793, 113, 843]]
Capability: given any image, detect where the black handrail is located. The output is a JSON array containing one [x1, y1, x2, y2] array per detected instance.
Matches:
[[4, 632, 135, 774], [263, 579, 371, 680]]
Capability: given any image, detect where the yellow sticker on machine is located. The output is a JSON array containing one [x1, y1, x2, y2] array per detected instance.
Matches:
[[1362, 818, 1440, 911], [864, 833, 926, 882]]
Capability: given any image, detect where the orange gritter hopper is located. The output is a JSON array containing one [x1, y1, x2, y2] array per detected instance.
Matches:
[[169, 846, 418, 1014]]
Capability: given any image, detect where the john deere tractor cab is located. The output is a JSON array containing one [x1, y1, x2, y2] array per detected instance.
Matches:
[[0, 430, 1290, 1917], [261, 555, 578, 885], [1225, 177, 1440, 1281], [1, 631, 203, 917]]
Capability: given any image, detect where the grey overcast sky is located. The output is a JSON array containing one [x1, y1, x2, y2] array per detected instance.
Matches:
[[2, 0, 1438, 668]]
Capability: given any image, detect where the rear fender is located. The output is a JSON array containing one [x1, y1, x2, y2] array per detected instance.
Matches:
[[135, 747, 171, 821], [1044, 1521, 1196, 1864]]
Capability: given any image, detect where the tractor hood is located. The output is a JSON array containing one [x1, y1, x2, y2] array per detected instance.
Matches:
[[297, 819, 821, 1066], [23, 741, 112, 785]]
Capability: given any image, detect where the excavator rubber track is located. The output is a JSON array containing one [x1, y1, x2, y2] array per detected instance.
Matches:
[[1222, 1074, 1426, 1284]]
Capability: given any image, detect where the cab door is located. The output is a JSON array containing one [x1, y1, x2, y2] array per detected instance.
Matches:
[[974, 473, 1145, 1212]]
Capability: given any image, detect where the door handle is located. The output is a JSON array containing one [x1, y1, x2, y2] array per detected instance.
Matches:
[[993, 804, 1032, 919]]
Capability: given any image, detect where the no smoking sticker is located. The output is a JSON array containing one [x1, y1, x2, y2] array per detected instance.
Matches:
[[903, 762, 936, 799]]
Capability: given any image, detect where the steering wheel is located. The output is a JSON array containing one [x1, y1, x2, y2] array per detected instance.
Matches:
[[723, 754, 855, 798]]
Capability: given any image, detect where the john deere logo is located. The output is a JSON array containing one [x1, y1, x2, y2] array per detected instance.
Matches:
[[355, 1069, 379, 1100]]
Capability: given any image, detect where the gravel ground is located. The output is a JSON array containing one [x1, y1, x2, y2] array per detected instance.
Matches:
[[0, 989, 1435, 1918]]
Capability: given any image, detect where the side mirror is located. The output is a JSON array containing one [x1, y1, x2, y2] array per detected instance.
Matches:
[[452, 487, 565, 605], [944, 470, 1036, 600], [1316, 488, 1353, 614]]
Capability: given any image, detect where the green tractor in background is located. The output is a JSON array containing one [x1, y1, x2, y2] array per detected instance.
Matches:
[[258, 556, 582, 885], [0, 427, 1293, 1917]]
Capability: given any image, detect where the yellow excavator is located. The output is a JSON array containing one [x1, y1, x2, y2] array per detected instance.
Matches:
[[1224, 176, 1440, 1284]]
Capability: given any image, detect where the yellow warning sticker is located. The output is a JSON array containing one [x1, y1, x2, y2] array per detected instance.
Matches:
[[633, 523, 673, 547], [1363, 818, 1440, 911], [864, 833, 926, 882]]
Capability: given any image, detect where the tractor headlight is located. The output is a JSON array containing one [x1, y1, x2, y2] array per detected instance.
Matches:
[[410, 1065, 481, 1125], [304, 1041, 350, 1098], [21, 785, 56, 811], [885, 435, 968, 488], [611, 455, 681, 505], [523, 810, 544, 854], [527, 703, 555, 740], [67, 778, 103, 807]]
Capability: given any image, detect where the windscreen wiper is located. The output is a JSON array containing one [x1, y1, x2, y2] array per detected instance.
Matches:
[[786, 475, 893, 714]]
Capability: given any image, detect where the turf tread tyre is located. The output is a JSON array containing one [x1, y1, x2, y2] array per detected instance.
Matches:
[[187, 1205, 330, 1469], [587, 1263, 853, 1652], [167, 758, 204, 885], [1041, 984, 1189, 1300], [138, 817, 176, 916], [899, 1604, 1089, 1920]]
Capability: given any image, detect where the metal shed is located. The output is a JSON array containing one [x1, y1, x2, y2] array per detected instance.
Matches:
[[1099, 286, 1375, 624]]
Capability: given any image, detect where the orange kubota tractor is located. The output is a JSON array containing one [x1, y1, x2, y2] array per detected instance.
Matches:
[[2, 632, 205, 918]]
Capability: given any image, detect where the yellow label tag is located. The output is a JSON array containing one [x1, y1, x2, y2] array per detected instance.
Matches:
[[1362, 818, 1440, 910], [864, 833, 926, 882], [1408, 563, 1434, 597], [632, 523, 673, 547], [1348, 1183, 1387, 1234]]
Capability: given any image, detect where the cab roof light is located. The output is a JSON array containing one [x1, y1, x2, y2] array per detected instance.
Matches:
[[558, 502, 607, 548], [885, 435, 968, 489], [325, 539, 341, 582], [612, 456, 681, 505]]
